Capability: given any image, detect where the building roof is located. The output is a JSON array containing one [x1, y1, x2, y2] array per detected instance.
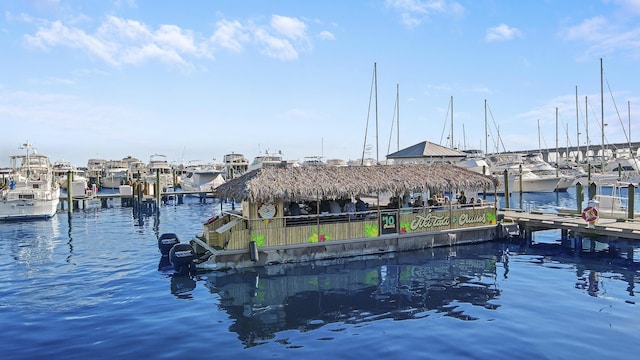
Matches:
[[387, 141, 467, 159], [213, 163, 499, 203]]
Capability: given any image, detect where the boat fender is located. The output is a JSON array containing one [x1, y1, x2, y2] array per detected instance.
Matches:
[[158, 233, 180, 256], [204, 215, 219, 225], [581, 206, 598, 223], [169, 243, 195, 275]]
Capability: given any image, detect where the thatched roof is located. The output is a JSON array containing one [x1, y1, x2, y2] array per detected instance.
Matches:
[[213, 164, 500, 203]]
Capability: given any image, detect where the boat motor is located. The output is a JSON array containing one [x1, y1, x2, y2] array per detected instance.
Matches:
[[169, 243, 195, 276], [158, 233, 180, 256]]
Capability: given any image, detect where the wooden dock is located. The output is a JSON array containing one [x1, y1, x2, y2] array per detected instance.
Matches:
[[499, 209, 640, 241], [58, 189, 218, 212]]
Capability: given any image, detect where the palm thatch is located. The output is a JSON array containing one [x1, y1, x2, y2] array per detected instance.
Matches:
[[213, 164, 500, 203]]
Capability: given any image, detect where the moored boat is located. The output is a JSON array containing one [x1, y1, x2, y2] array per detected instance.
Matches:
[[0, 143, 60, 221], [179, 161, 226, 195], [53, 159, 88, 190], [144, 153, 175, 192], [101, 159, 129, 189], [223, 153, 249, 179], [188, 163, 502, 271]]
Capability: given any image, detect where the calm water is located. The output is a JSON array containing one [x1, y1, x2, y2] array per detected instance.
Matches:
[[2, 189, 640, 359]]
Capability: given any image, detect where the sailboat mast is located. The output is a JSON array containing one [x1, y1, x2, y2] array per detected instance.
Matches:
[[575, 86, 580, 162], [484, 99, 488, 155], [375, 62, 379, 165], [463, 124, 467, 150], [537, 119, 541, 152], [585, 96, 589, 163], [450, 96, 454, 148], [565, 123, 570, 167], [629, 101, 632, 157], [601, 57, 605, 171], [556, 108, 560, 176], [396, 83, 400, 152]]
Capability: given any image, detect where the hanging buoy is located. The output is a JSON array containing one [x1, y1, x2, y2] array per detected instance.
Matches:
[[581, 206, 598, 223]]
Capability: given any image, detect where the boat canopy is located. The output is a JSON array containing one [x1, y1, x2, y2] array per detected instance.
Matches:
[[213, 163, 500, 203]]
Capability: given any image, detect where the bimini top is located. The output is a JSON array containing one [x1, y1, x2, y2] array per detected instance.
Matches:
[[213, 163, 500, 203]]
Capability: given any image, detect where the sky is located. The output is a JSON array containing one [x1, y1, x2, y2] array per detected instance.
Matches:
[[2, 0, 640, 168]]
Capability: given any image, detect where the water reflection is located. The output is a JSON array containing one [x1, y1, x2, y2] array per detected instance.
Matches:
[[198, 234, 640, 348], [8, 216, 62, 268], [507, 235, 639, 298], [203, 243, 503, 347]]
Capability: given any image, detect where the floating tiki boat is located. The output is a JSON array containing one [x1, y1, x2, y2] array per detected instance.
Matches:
[[190, 164, 502, 271]]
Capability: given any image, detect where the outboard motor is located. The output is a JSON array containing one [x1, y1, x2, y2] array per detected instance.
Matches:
[[169, 243, 195, 276], [158, 233, 180, 256]]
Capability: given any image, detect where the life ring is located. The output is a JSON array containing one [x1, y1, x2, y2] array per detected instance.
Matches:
[[581, 206, 598, 222]]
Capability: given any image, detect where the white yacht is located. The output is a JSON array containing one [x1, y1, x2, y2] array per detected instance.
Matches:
[[101, 159, 129, 189], [522, 153, 575, 191], [458, 150, 515, 194], [122, 156, 148, 183], [179, 161, 226, 195], [145, 154, 175, 192], [247, 151, 286, 172], [302, 156, 326, 167], [86, 158, 106, 186], [326, 159, 348, 167], [53, 159, 88, 190], [223, 153, 249, 179], [0, 143, 60, 220], [488, 153, 562, 193]]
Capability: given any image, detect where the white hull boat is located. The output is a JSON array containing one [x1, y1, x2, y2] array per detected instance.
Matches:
[[0, 143, 60, 220], [101, 159, 129, 189], [180, 170, 225, 195], [512, 171, 563, 193]]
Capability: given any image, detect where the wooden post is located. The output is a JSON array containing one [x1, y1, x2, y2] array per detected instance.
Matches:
[[503, 169, 510, 209], [518, 164, 523, 196], [588, 182, 597, 200], [576, 182, 583, 213], [628, 184, 635, 219], [156, 169, 161, 209], [172, 169, 177, 189], [67, 170, 73, 213]]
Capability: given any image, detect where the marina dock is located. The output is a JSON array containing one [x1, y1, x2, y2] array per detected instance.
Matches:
[[58, 188, 217, 212], [499, 209, 640, 241]]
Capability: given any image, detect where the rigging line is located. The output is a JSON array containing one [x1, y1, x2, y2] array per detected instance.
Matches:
[[540, 128, 549, 150], [578, 97, 588, 144], [486, 103, 506, 153], [563, 122, 574, 148], [361, 67, 376, 166], [586, 97, 617, 152], [606, 78, 631, 144], [439, 98, 451, 146], [386, 93, 398, 164]]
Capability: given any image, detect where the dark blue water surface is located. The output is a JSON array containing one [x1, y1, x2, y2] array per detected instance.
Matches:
[[2, 190, 640, 359]]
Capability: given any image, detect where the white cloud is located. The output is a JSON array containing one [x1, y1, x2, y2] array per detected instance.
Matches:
[[385, 0, 464, 27], [210, 19, 249, 52], [271, 15, 307, 41], [23, 15, 213, 69], [254, 28, 298, 60], [562, 16, 640, 58], [485, 24, 521, 42], [21, 13, 323, 66], [318, 30, 335, 41]]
